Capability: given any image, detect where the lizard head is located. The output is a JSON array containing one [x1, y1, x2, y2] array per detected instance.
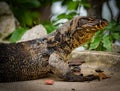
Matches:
[[70, 16, 108, 34], [77, 17, 108, 32], [69, 16, 108, 49]]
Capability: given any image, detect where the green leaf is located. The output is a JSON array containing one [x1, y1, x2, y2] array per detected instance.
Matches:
[[13, 8, 39, 27], [56, 11, 77, 21], [67, 1, 78, 10], [102, 35, 112, 51], [105, 21, 117, 30], [57, 13, 67, 19], [67, 11, 77, 19], [112, 33, 120, 40], [9, 27, 28, 43], [83, 43, 89, 49], [89, 36, 102, 50], [23, 11, 33, 26], [43, 24, 57, 34], [89, 30, 104, 50]]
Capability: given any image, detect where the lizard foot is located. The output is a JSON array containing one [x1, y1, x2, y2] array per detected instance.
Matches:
[[49, 53, 70, 78], [63, 70, 99, 82]]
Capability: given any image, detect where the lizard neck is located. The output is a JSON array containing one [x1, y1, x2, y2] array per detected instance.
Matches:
[[46, 21, 73, 58]]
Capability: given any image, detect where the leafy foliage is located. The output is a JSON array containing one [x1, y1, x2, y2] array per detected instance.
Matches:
[[12, 9, 39, 27], [6, 0, 41, 27]]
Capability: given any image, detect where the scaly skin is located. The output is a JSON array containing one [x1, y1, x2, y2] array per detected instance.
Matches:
[[0, 16, 108, 82]]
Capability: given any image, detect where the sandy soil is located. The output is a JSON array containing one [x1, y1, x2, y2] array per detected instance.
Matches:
[[0, 73, 120, 91]]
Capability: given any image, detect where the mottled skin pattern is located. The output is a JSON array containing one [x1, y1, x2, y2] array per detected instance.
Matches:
[[0, 16, 108, 82]]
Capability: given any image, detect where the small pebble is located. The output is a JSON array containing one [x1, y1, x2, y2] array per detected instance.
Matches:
[[44, 79, 54, 85]]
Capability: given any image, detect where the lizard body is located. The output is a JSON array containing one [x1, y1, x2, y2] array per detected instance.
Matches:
[[0, 16, 108, 82]]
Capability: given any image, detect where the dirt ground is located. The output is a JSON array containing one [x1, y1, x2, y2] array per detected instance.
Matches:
[[0, 73, 120, 91]]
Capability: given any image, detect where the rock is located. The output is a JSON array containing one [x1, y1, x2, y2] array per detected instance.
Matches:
[[0, 2, 17, 42], [112, 44, 120, 53], [18, 24, 47, 42], [71, 50, 120, 75]]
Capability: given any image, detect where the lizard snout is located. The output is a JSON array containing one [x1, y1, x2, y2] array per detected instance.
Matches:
[[99, 19, 108, 29]]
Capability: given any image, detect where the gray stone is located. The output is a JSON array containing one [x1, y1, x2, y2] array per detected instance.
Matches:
[[18, 24, 47, 42], [71, 50, 120, 75], [0, 2, 16, 41]]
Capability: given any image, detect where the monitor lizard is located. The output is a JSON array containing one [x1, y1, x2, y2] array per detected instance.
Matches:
[[0, 16, 108, 82]]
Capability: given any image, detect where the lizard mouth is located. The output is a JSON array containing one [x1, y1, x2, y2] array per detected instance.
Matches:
[[96, 19, 108, 29]]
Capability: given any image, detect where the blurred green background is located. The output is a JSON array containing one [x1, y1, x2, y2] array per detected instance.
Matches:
[[1, 0, 120, 51]]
